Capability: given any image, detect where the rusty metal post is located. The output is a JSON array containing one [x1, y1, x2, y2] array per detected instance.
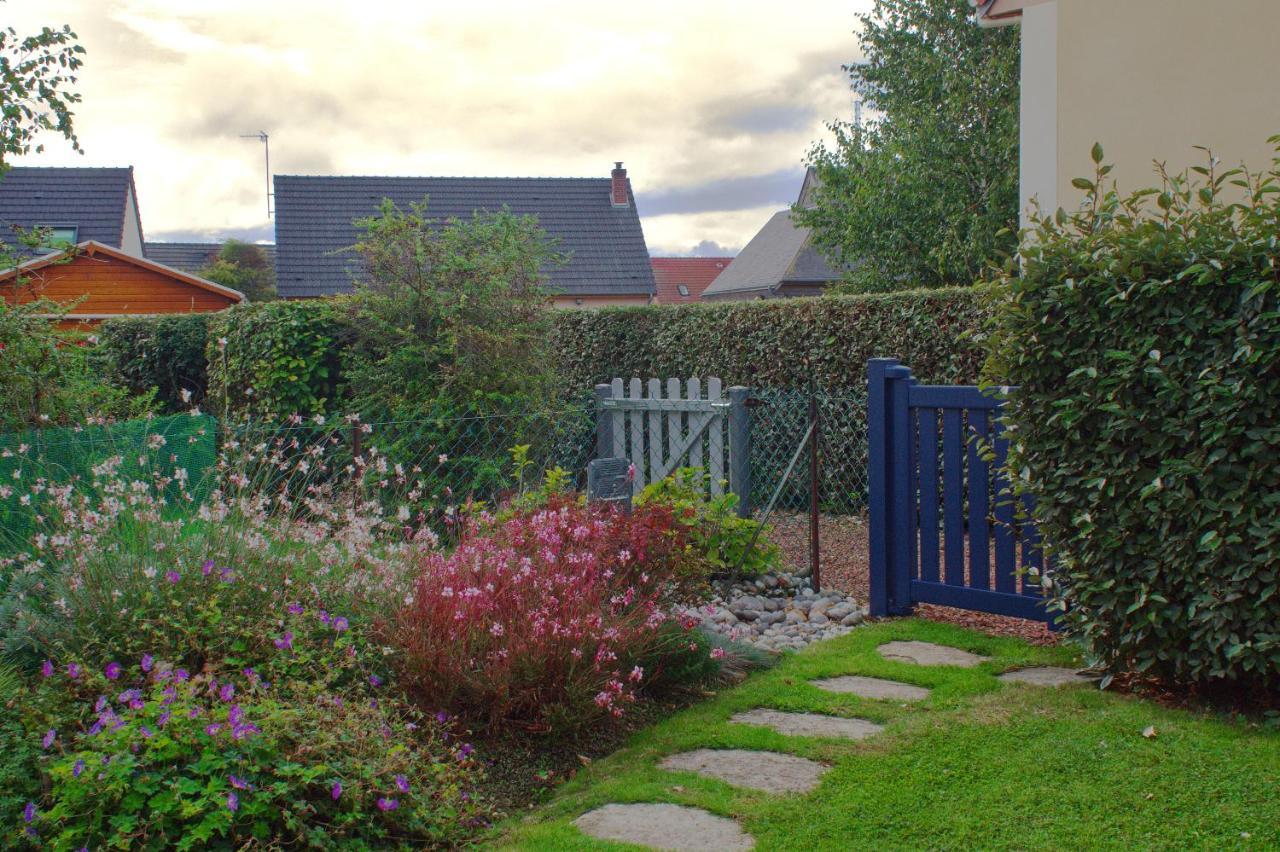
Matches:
[[809, 391, 821, 592]]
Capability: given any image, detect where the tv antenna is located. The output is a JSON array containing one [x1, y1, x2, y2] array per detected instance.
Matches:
[[240, 131, 272, 219]]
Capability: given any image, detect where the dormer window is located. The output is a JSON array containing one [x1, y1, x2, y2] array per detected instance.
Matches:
[[677, 284, 690, 297], [37, 225, 78, 254]]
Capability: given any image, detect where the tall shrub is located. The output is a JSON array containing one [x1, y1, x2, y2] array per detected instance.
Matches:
[[985, 143, 1280, 685], [96, 314, 210, 411]]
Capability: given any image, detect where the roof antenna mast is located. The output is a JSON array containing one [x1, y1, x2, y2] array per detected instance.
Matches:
[[239, 131, 271, 219]]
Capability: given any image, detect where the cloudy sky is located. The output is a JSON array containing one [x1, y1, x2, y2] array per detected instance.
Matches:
[[8, 1, 867, 256]]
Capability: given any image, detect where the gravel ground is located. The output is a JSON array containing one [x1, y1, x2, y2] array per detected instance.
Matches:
[[763, 511, 1057, 646]]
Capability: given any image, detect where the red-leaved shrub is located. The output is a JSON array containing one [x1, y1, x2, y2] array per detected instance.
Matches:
[[387, 498, 706, 731]]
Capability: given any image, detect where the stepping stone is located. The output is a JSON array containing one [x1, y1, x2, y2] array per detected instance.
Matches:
[[659, 748, 828, 794], [574, 803, 754, 851], [999, 666, 1095, 687], [878, 640, 989, 668], [731, 708, 884, 741], [810, 675, 931, 701]]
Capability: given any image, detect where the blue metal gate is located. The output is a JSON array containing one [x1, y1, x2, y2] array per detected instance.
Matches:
[[867, 359, 1054, 624]]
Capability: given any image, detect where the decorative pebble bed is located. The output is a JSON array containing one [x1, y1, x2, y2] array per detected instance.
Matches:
[[679, 570, 869, 652]]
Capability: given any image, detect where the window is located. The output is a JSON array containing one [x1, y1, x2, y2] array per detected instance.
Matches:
[[677, 283, 690, 297], [37, 225, 78, 254]]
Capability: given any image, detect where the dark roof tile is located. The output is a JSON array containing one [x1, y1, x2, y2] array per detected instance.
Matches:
[[0, 167, 136, 249]]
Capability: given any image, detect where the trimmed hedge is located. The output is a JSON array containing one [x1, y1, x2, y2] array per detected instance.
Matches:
[[96, 314, 210, 412], [553, 286, 991, 393], [206, 299, 355, 420], [985, 146, 1280, 685]]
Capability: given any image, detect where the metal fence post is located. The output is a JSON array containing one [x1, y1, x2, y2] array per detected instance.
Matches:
[[808, 391, 821, 593], [728, 386, 751, 518], [594, 383, 613, 461], [867, 359, 897, 617]]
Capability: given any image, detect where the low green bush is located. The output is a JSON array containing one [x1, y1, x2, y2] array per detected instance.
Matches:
[[985, 142, 1280, 685], [96, 314, 210, 411], [636, 467, 781, 576]]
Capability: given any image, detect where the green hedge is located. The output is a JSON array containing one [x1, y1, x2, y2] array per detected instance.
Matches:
[[96, 315, 210, 412], [206, 299, 355, 420], [985, 147, 1280, 685], [553, 286, 990, 393]]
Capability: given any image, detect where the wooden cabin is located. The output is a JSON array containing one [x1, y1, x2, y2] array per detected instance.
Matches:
[[0, 241, 245, 328]]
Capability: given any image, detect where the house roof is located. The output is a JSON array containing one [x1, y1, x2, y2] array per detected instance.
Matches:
[[0, 240, 247, 303], [144, 241, 277, 274], [700, 211, 842, 300], [971, 0, 1045, 26], [0, 166, 141, 251], [651, 257, 732, 303], [272, 174, 655, 299]]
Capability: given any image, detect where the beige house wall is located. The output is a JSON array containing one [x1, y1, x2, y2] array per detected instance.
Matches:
[[1051, 0, 1280, 212]]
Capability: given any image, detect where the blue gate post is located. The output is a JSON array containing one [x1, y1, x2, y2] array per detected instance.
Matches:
[[868, 359, 917, 617]]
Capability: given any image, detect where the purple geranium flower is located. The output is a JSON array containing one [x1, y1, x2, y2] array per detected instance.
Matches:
[[331, 781, 342, 801], [227, 791, 238, 812], [205, 723, 222, 736], [332, 616, 349, 632], [273, 632, 293, 651], [165, 570, 181, 584], [157, 709, 171, 726], [40, 660, 53, 678], [231, 722, 260, 741], [376, 798, 398, 812], [174, 668, 190, 682], [219, 568, 235, 583], [287, 602, 303, 615], [228, 705, 244, 726], [140, 725, 154, 739], [42, 729, 56, 749], [368, 674, 382, 687], [201, 559, 215, 576], [23, 803, 36, 824], [230, 774, 249, 790], [219, 683, 235, 702], [141, 653, 154, 673], [394, 774, 409, 794], [67, 662, 81, 679], [458, 743, 474, 759], [73, 759, 85, 778], [104, 662, 121, 680]]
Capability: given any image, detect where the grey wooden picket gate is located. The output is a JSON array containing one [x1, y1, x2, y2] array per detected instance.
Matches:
[[594, 378, 751, 517]]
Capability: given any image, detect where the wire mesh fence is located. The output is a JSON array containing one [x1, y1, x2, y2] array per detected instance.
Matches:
[[2, 385, 874, 592]]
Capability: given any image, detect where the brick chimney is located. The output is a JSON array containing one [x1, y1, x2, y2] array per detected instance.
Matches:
[[610, 161, 629, 208]]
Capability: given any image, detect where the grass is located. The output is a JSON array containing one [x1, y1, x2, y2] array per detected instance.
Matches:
[[491, 619, 1280, 850]]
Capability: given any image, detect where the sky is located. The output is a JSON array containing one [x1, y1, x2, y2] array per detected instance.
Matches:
[[7, 1, 868, 256]]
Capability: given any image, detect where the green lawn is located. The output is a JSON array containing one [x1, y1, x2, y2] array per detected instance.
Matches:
[[492, 620, 1279, 850]]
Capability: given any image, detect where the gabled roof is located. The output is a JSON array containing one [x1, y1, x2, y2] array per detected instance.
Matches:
[[651, 257, 732, 303], [700, 211, 842, 300], [273, 174, 655, 299], [144, 241, 277, 274], [0, 166, 141, 250], [0, 240, 246, 303], [971, 0, 1045, 27]]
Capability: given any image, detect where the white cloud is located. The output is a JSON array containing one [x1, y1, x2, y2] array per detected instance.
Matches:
[[8, 0, 868, 249]]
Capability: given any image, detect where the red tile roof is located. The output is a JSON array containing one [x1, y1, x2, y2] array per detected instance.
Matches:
[[650, 257, 733, 304]]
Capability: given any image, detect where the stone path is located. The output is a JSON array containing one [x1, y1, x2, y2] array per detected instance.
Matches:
[[659, 748, 829, 794], [811, 674, 931, 701], [572, 639, 1081, 849], [998, 666, 1094, 686], [574, 803, 755, 850], [731, 708, 884, 741], [878, 639, 990, 668]]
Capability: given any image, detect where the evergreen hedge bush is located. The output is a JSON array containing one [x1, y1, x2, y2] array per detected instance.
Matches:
[[985, 144, 1280, 685], [96, 314, 210, 411]]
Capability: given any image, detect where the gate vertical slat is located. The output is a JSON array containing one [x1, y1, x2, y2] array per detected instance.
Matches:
[[967, 408, 991, 590], [687, 378, 703, 472], [992, 419, 1017, 594], [918, 408, 941, 583], [867, 359, 893, 617], [647, 378, 662, 485], [942, 408, 965, 587], [610, 378, 626, 461], [628, 378, 644, 495], [666, 378, 681, 478], [707, 378, 724, 496]]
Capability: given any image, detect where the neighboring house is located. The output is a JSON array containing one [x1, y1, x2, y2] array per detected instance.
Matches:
[[701, 169, 843, 302], [973, 0, 1280, 223], [0, 240, 244, 327], [144, 241, 277, 274], [0, 167, 145, 257], [650, 257, 732, 304], [273, 162, 655, 307]]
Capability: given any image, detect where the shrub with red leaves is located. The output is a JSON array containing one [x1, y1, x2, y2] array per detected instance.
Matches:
[[387, 497, 709, 731]]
